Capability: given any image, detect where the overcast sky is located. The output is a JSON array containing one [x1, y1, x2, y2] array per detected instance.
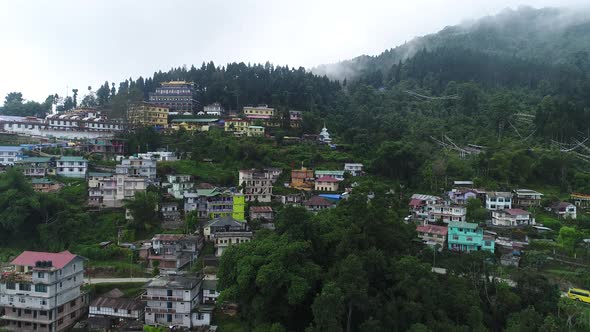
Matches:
[[0, 0, 587, 104]]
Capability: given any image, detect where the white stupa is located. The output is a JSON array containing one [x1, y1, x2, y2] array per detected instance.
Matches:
[[319, 123, 332, 144]]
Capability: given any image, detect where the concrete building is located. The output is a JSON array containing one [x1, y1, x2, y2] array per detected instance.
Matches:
[[513, 189, 543, 208], [88, 174, 148, 208], [427, 204, 467, 224], [249, 206, 274, 222], [116, 157, 157, 182], [142, 276, 201, 328], [89, 288, 145, 321], [246, 125, 265, 137], [314, 176, 340, 192], [31, 178, 62, 193], [491, 209, 535, 227], [0, 146, 23, 166], [571, 193, 590, 208], [243, 105, 275, 120], [148, 81, 195, 114], [550, 202, 577, 219], [0, 250, 89, 332], [56, 156, 87, 178], [160, 202, 183, 230], [315, 170, 345, 181], [485, 192, 512, 211], [203, 102, 224, 116], [139, 234, 203, 272], [15, 157, 55, 177], [408, 194, 443, 220], [183, 188, 245, 221], [214, 231, 253, 256], [137, 151, 178, 162], [239, 169, 279, 202], [165, 174, 194, 199], [127, 103, 169, 128], [447, 222, 494, 253], [203, 216, 247, 241], [304, 195, 335, 212], [416, 224, 448, 249], [343, 163, 363, 176], [291, 167, 315, 191]]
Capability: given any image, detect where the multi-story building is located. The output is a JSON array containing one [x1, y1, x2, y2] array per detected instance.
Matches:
[[304, 195, 335, 212], [289, 110, 302, 128], [447, 221, 494, 253], [315, 176, 340, 192], [31, 178, 62, 193], [148, 81, 195, 114], [550, 202, 577, 219], [15, 157, 55, 177], [142, 276, 201, 328], [0, 146, 23, 166], [291, 167, 315, 191], [571, 193, 590, 208], [160, 202, 183, 229], [56, 156, 87, 178], [78, 137, 125, 156], [137, 151, 178, 162], [116, 157, 157, 182], [343, 163, 363, 176], [315, 170, 345, 181], [139, 234, 203, 272], [485, 192, 512, 211], [45, 110, 125, 133], [243, 105, 275, 120], [491, 209, 535, 227], [448, 188, 486, 205], [416, 224, 448, 249], [127, 103, 169, 128], [246, 125, 265, 137], [203, 102, 224, 116], [224, 118, 251, 134], [183, 188, 245, 220], [88, 174, 148, 208], [165, 174, 194, 199], [249, 206, 274, 222], [0, 250, 89, 332], [512, 189, 543, 208], [408, 194, 443, 220], [427, 204, 467, 223], [214, 231, 253, 256], [203, 216, 247, 241], [89, 289, 145, 321], [239, 169, 279, 202]]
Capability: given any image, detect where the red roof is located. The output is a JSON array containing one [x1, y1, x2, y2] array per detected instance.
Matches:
[[250, 206, 273, 213], [409, 198, 423, 207], [304, 196, 333, 207], [416, 224, 448, 236], [504, 209, 530, 216], [316, 176, 339, 183], [11, 250, 78, 269]]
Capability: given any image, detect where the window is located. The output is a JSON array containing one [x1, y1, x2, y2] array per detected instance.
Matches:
[[70, 299, 76, 307], [24, 309, 31, 314], [70, 312, 75, 319], [467, 237, 473, 241], [19, 283, 31, 291], [58, 318, 63, 325], [40, 311, 47, 316], [19, 298, 25, 303], [453, 235, 459, 240], [6, 282, 15, 290], [58, 306, 64, 313]]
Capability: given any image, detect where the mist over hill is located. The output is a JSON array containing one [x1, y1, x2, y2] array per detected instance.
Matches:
[[313, 6, 590, 81]]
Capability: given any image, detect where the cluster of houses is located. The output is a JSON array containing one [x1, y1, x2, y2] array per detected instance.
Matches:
[[412, 181, 581, 261]]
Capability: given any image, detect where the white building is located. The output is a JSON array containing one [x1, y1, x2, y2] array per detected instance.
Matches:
[[0, 250, 89, 332], [550, 202, 577, 219], [116, 157, 157, 182], [214, 231, 253, 256], [427, 204, 467, 223], [203, 102, 224, 116], [137, 151, 178, 162], [315, 170, 345, 181], [238, 169, 279, 202], [485, 192, 512, 211], [344, 163, 364, 176], [142, 276, 202, 329], [165, 174, 194, 199], [56, 156, 88, 178], [88, 173, 148, 208], [89, 288, 145, 321], [491, 209, 535, 227], [0, 146, 23, 166]]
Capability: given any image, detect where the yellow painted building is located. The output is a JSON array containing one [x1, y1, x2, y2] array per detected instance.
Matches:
[[243, 105, 275, 119], [128, 103, 169, 127], [224, 118, 252, 132]]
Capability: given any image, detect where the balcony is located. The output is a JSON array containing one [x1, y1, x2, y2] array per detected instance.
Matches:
[[145, 307, 177, 314], [141, 294, 183, 302]]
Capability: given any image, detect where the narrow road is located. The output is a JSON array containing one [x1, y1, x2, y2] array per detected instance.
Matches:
[[84, 277, 152, 284]]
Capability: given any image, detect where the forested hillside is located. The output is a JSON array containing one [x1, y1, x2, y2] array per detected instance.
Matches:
[[314, 6, 590, 81]]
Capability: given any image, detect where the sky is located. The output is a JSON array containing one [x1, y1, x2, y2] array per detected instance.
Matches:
[[0, 0, 588, 105]]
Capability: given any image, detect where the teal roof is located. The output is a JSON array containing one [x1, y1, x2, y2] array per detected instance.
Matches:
[[248, 126, 264, 129], [16, 157, 52, 163], [31, 178, 54, 184], [171, 118, 218, 123], [449, 221, 478, 230], [88, 172, 113, 177], [58, 156, 87, 162], [316, 170, 345, 176], [196, 188, 224, 197]]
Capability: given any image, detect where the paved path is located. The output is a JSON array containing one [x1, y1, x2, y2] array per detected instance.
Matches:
[[84, 277, 152, 284]]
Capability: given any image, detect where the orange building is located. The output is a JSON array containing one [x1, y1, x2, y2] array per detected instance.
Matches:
[[291, 167, 315, 190]]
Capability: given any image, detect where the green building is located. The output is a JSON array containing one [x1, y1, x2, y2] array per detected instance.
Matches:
[[447, 221, 494, 253]]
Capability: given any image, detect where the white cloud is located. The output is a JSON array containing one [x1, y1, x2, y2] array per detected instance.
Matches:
[[0, 0, 587, 104]]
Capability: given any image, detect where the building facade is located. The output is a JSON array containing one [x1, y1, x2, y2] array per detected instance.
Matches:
[[343, 163, 363, 176], [203, 102, 224, 116], [88, 174, 148, 208], [148, 81, 195, 114], [142, 276, 201, 328], [416, 224, 448, 248], [0, 251, 89, 332], [239, 169, 278, 202], [116, 157, 157, 182], [183, 188, 245, 220], [315, 170, 345, 181], [139, 234, 203, 272], [15, 157, 55, 177], [550, 202, 577, 219], [427, 204, 467, 223], [512, 189, 543, 208], [485, 192, 512, 211], [447, 221, 494, 253], [165, 174, 194, 199], [0, 146, 23, 166], [214, 231, 253, 256], [127, 103, 169, 128], [314, 176, 340, 192], [291, 167, 315, 191], [491, 209, 535, 227], [56, 156, 87, 178]]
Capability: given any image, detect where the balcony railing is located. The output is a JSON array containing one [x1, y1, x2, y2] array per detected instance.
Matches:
[[142, 294, 183, 302], [145, 307, 178, 314]]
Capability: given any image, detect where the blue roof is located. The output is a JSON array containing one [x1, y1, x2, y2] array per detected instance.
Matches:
[[0, 146, 23, 152], [319, 194, 342, 201]]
